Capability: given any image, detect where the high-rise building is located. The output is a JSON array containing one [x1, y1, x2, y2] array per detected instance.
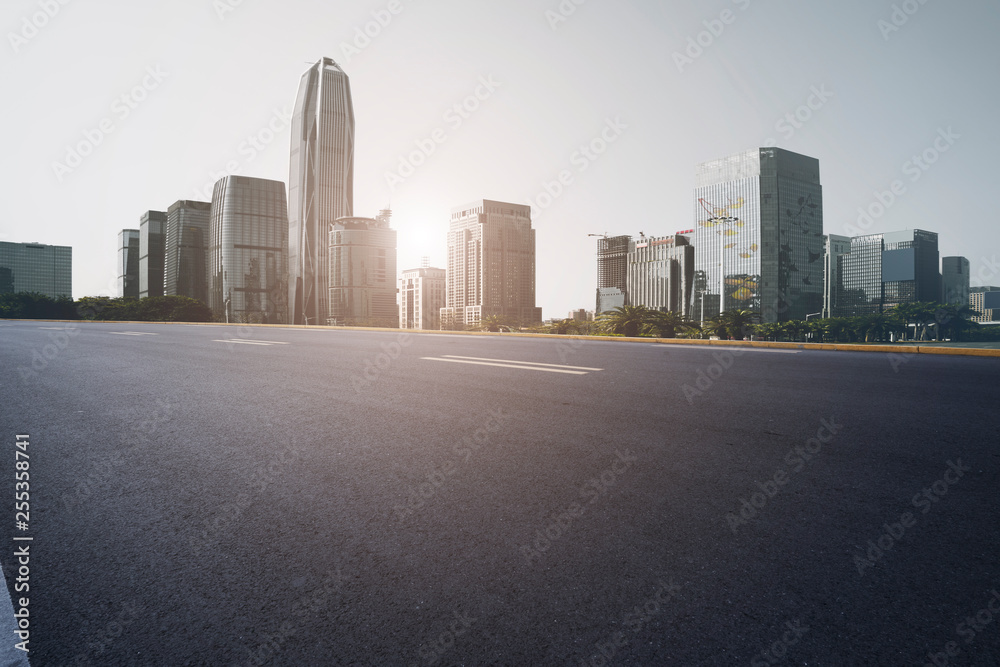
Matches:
[[139, 210, 167, 299], [441, 199, 541, 329], [164, 200, 211, 303], [288, 57, 355, 326], [822, 234, 851, 318], [117, 230, 140, 299], [941, 256, 970, 305], [692, 147, 824, 322], [626, 234, 694, 318], [595, 235, 630, 314], [0, 241, 72, 299], [969, 287, 1000, 323], [328, 213, 397, 326], [208, 176, 289, 323], [834, 229, 941, 317], [400, 266, 446, 330]]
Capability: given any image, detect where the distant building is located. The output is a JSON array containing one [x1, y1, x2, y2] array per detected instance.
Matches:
[[328, 212, 397, 326], [822, 234, 851, 318], [970, 287, 1000, 323], [400, 266, 445, 330], [626, 234, 694, 318], [441, 199, 541, 329], [164, 200, 211, 303], [834, 229, 941, 317], [139, 210, 167, 298], [117, 230, 140, 299], [693, 147, 824, 322], [207, 176, 289, 323], [568, 309, 593, 322], [0, 241, 72, 299], [288, 57, 355, 326], [941, 256, 970, 305], [595, 235, 630, 314]]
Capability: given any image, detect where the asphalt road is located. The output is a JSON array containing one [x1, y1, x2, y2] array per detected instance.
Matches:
[[1, 320, 999, 666]]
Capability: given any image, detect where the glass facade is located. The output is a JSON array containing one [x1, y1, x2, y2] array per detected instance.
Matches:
[[208, 176, 289, 323], [289, 57, 355, 326], [327, 215, 397, 326], [117, 229, 140, 299], [0, 241, 72, 299], [164, 200, 211, 303], [836, 234, 884, 316], [139, 211, 166, 298], [941, 256, 970, 305], [692, 148, 823, 322]]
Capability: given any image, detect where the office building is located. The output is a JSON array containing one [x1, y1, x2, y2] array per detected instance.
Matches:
[[595, 235, 630, 314], [139, 210, 167, 298], [400, 266, 445, 330], [328, 212, 397, 326], [834, 229, 941, 316], [0, 241, 72, 299], [441, 199, 541, 329], [208, 176, 289, 323], [626, 234, 694, 318], [288, 57, 355, 325], [692, 147, 824, 322], [822, 234, 851, 318], [164, 200, 211, 303], [117, 230, 140, 299], [970, 287, 1000, 323], [941, 256, 970, 305]]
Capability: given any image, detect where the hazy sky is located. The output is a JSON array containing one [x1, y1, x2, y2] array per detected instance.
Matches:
[[3, 0, 999, 316]]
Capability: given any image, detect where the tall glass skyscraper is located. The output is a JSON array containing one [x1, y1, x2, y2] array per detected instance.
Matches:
[[692, 148, 824, 322], [164, 200, 211, 303], [288, 57, 355, 325], [117, 229, 140, 299], [139, 210, 167, 299], [208, 176, 289, 324]]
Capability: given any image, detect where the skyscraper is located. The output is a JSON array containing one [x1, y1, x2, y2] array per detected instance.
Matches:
[[139, 210, 166, 299], [626, 234, 694, 318], [941, 256, 970, 305], [595, 235, 630, 314], [164, 200, 211, 303], [692, 148, 824, 322], [400, 266, 446, 330], [288, 57, 355, 325], [327, 213, 397, 326], [0, 241, 72, 299], [822, 234, 851, 318], [117, 229, 140, 299], [208, 176, 289, 323], [441, 199, 541, 329]]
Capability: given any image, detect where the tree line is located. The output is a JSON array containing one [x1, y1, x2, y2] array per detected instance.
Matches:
[[0, 292, 213, 322]]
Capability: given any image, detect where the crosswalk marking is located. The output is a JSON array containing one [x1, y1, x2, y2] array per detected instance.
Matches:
[[421, 356, 602, 375]]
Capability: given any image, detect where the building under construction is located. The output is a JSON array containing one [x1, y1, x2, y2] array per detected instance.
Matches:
[[596, 235, 631, 314]]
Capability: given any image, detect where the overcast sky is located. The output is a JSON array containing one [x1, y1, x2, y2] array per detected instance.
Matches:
[[3, 0, 999, 316]]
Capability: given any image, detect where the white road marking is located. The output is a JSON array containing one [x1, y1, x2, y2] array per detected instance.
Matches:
[[442, 355, 604, 371], [212, 339, 291, 346], [421, 357, 592, 375], [109, 332, 158, 336]]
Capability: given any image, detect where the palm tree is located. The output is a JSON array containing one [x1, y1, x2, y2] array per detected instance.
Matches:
[[755, 322, 782, 341], [642, 310, 692, 338], [713, 309, 756, 340], [934, 303, 980, 341], [598, 305, 650, 337]]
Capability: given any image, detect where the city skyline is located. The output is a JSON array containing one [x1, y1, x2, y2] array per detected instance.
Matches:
[[4, 1, 1000, 316]]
